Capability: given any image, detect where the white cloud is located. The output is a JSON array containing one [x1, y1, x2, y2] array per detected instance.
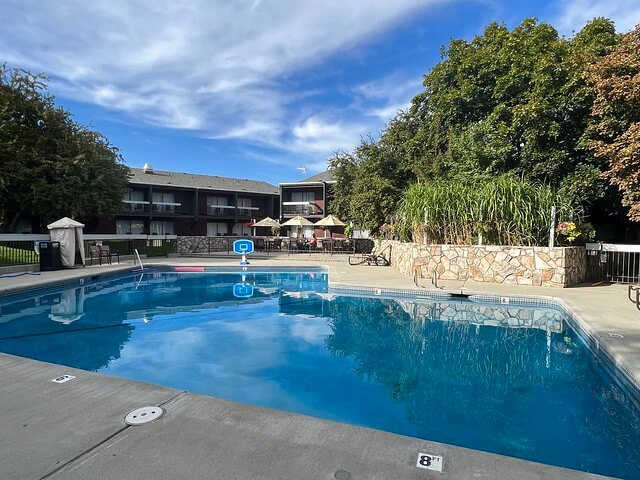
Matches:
[[292, 115, 366, 153], [0, 0, 446, 162], [556, 0, 640, 34], [353, 76, 422, 119]]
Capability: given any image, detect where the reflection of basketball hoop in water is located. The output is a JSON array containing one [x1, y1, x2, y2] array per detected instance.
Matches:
[[233, 283, 254, 298], [233, 274, 254, 298]]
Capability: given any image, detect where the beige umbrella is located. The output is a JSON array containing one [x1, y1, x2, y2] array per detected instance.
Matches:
[[281, 215, 314, 237], [281, 215, 314, 227], [315, 214, 345, 238], [253, 217, 280, 227], [252, 217, 281, 236], [315, 215, 345, 227]]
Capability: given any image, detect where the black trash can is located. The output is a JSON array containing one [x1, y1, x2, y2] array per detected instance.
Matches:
[[39, 241, 62, 271]]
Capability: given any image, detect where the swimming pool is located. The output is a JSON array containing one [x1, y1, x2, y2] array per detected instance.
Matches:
[[0, 269, 638, 478]]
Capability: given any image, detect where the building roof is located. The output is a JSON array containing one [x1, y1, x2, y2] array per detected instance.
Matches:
[[300, 170, 335, 183], [128, 168, 279, 195]]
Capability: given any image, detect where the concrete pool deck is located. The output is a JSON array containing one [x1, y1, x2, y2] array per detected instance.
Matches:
[[0, 255, 636, 479]]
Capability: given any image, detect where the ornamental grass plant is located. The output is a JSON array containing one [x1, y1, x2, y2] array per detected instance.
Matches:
[[402, 175, 576, 246]]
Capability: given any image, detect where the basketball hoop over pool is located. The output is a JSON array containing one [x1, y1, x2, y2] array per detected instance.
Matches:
[[233, 239, 254, 265]]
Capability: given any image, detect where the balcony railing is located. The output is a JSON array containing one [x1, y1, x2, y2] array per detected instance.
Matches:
[[151, 202, 183, 215], [282, 202, 322, 216], [236, 206, 260, 217], [206, 205, 260, 217], [207, 205, 237, 216], [122, 200, 150, 214]]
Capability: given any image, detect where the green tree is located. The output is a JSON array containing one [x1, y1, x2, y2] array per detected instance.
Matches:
[[0, 65, 129, 232], [589, 26, 640, 220], [329, 113, 416, 231], [331, 18, 621, 234]]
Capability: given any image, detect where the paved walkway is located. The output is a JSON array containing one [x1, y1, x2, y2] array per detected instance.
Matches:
[[0, 255, 635, 479]]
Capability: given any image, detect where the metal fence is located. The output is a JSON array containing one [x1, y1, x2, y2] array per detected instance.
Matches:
[[86, 236, 177, 258], [586, 243, 640, 284], [0, 234, 177, 268], [0, 239, 42, 267]]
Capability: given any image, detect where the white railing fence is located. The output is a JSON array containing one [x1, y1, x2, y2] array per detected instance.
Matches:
[[586, 243, 640, 284]]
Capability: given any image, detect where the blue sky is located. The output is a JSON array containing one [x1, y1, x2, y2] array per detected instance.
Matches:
[[1, 1, 639, 184]]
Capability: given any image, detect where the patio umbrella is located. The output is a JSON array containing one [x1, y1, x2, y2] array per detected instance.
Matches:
[[253, 217, 280, 227], [281, 215, 314, 237], [252, 216, 281, 236], [315, 214, 345, 237], [315, 215, 345, 227]]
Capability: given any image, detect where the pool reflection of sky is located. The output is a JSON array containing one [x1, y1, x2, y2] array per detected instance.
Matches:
[[0, 271, 639, 478], [105, 302, 412, 432]]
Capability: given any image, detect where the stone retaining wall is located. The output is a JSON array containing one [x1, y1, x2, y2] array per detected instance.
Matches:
[[177, 236, 374, 255], [377, 240, 586, 288]]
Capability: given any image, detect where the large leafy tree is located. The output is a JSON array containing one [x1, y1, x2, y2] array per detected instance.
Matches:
[[331, 18, 620, 232], [589, 26, 640, 220], [0, 66, 130, 232]]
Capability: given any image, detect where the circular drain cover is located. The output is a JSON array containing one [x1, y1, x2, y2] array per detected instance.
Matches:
[[125, 406, 164, 425]]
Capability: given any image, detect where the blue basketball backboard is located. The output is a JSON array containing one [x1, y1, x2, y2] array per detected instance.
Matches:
[[233, 239, 254, 255]]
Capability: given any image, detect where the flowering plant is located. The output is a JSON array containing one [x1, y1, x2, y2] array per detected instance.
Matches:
[[556, 221, 579, 242], [245, 221, 254, 227], [556, 221, 595, 245]]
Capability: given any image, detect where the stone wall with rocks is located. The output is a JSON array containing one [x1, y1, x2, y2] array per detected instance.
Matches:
[[177, 236, 213, 254], [377, 240, 586, 288], [177, 236, 374, 255]]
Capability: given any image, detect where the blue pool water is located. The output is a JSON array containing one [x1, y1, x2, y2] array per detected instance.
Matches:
[[0, 270, 639, 478]]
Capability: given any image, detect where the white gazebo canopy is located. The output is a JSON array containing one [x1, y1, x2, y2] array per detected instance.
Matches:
[[47, 217, 85, 267]]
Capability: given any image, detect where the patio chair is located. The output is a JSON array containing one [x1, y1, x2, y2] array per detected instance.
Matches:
[[99, 245, 119, 265], [88, 245, 109, 266], [348, 244, 391, 266]]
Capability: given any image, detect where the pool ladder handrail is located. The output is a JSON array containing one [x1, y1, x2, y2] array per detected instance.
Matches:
[[411, 266, 439, 289], [134, 248, 144, 271]]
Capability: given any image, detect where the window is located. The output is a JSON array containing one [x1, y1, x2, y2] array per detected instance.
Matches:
[[152, 192, 178, 214], [123, 190, 145, 202], [152, 192, 175, 203], [207, 196, 232, 215], [150, 221, 174, 235], [232, 222, 251, 236], [122, 190, 148, 212], [207, 196, 229, 206], [237, 197, 254, 216], [117, 220, 145, 234], [207, 222, 228, 236], [291, 191, 314, 202]]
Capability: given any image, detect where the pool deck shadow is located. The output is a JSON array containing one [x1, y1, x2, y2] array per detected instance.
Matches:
[[0, 256, 633, 479]]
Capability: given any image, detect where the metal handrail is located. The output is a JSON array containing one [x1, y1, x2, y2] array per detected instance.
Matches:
[[134, 249, 144, 271]]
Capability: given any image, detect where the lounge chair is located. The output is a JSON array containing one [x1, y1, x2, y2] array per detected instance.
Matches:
[[99, 245, 119, 265], [88, 245, 109, 266], [348, 244, 390, 266]]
